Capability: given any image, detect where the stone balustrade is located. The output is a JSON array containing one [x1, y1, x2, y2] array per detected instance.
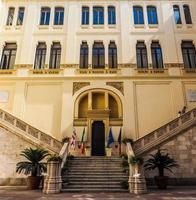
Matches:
[[133, 107, 196, 156], [0, 108, 62, 154]]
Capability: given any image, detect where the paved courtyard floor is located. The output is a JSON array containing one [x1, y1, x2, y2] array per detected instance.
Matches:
[[0, 186, 196, 200]]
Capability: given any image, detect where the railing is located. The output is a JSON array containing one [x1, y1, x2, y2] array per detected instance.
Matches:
[[59, 142, 70, 168], [0, 108, 62, 153], [133, 108, 196, 156]]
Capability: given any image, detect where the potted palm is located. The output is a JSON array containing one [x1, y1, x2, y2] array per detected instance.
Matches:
[[16, 148, 49, 190], [144, 149, 178, 189]]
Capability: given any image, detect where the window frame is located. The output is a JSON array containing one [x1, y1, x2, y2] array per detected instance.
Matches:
[[80, 42, 89, 68], [173, 5, 182, 25], [133, 6, 144, 25], [54, 7, 64, 25], [151, 41, 164, 69], [136, 41, 148, 68], [93, 6, 104, 25], [92, 42, 105, 68], [183, 5, 192, 25], [147, 6, 158, 25], [16, 7, 25, 26], [6, 7, 15, 26], [34, 42, 47, 69], [40, 7, 51, 25], [81, 6, 90, 25], [108, 6, 116, 25]]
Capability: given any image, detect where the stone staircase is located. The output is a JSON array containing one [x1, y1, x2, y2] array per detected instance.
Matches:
[[0, 108, 62, 154], [62, 157, 129, 192]]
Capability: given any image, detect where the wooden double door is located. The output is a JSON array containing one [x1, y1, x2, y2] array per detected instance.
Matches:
[[91, 121, 105, 156]]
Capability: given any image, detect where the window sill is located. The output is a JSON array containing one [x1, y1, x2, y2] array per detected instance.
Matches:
[[148, 24, 158, 28], [4, 25, 12, 30], [108, 24, 116, 29], [52, 25, 63, 29], [133, 24, 145, 28], [92, 25, 105, 29], [81, 25, 90, 29], [38, 25, 49, 29], [15, 25, 23, 30], [186, 24, 193, 28], [176, 24, 183, 28]]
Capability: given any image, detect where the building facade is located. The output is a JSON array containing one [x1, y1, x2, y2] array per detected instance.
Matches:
[[0, 0, 196, 156]]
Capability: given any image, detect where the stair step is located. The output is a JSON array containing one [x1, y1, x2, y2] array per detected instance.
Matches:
[[61, 188, 128, 192], [63, 178, 128, 181], [65, 181, 123, 185], [68, 170, 124, 172]]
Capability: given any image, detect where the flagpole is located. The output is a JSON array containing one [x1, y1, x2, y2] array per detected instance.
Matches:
[[118, 127, 122, 156]]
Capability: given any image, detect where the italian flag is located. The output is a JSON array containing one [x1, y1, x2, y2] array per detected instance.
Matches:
[[81, 128, 85, 154]]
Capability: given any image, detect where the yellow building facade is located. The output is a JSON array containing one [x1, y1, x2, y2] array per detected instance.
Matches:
[[0, 0, 196, 156]]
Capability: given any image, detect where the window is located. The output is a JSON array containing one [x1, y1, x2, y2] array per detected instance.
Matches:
[[147, 6, 158, 24], [92, 42, 105, 68], [181, 41, 196, 68], [93, 7, 104, 25], [16, 7, 25, 25], [151, 41, 163, 68], [49, 42, 61, 69], [109, 41, 117, 68], [6, 7, 15, 26], [0, 43, 17, 70], [40, 7, 50, 25], [108, 6, 116, 25], [183, 5, 192, 24], [54, 7, 64, 25], [80, 42, 88, 68], [82, 6, 89, 25], [136, 41, 148, 68], [133, 6, 144, 25], [173, 5, 182, 24], [34, 42, 46, 69]]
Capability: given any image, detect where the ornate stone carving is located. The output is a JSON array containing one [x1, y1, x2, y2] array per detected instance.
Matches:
[[73, 82, 90, 95], [106, 82, 124, 95]]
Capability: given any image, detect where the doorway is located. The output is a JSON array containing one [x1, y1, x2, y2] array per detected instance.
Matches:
[[91, 121, 105, 156]]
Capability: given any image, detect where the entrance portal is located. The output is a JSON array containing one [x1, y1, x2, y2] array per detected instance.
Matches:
[[91, 121, 105, 156]]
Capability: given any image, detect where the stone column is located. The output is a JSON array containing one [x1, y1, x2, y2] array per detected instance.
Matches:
[[88, 41, 93, 68], [104, 41, 109, 68], [88, 92, 92, 110], [45, 41, 51, 69], [43, 161, 62, 194], [105, 92, 109, 109]]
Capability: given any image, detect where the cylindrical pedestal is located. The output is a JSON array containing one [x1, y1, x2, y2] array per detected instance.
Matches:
[[43, 161, 62, 194]]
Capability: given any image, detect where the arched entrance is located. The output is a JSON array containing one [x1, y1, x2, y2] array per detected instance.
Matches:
[[74, 89, 123, 156], [91, 121, 105, 156]]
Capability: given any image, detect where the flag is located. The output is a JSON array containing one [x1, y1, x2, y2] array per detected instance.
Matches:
[[118, 127, 122, 155], [81, 128, 85, 154], [70, 128, 77, 149], [118, 127, 122, 144], [107, 127, 114, 148]]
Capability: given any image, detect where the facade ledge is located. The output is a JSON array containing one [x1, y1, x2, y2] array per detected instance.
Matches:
[[108, 24, 116, 29], [81, 25, 90, 29], [92, 25, 105, 29], [76, 68, 120, 74], [133, 24, 145, 29], [0, 69, 16, 75], [134, 68, 168, 75], [29, 69, 63, 75], [182, 68, 196, 75]]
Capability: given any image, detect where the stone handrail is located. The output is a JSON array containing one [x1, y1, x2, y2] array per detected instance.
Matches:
[[133, 107, 196, 156], [126, 143, 135, 177], [59, 142, 70, 168], [0, 108, 62, 154]]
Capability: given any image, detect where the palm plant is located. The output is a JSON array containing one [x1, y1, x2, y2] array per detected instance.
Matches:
[[144, 149, 178, 176], [16, 148, 49, 177]]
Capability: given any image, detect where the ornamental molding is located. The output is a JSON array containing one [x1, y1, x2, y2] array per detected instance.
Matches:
[[73, 82, 90, 95], [106, 82, 124, 95]]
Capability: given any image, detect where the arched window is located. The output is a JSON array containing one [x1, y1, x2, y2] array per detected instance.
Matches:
[[80, 41, 88, 68], [173, 5, 182, 24], [34, 42, 46, 69], [133, 6, 144, 25], [109, 41, 117, 68], [93, 7, 104, 25], [136, 41, 148, 68], [147, 6, 158, 24], [40, 7, 50, 25], [82, 6, 89, 25], [183, 5, 192, 24], [151, 41, 163, 68], [181, 41, 196, 68], [0, 43, 17, 70], [49, 42, 61, 69], [108, 6, 116, 25], [54, 7, 64, 25], [92, 42, 105, 68]]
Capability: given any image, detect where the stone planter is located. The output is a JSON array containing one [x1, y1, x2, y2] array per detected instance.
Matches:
[[106, 148, 112, 157], [43, 161, 62, 194], [85, 148, 91, 156]]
